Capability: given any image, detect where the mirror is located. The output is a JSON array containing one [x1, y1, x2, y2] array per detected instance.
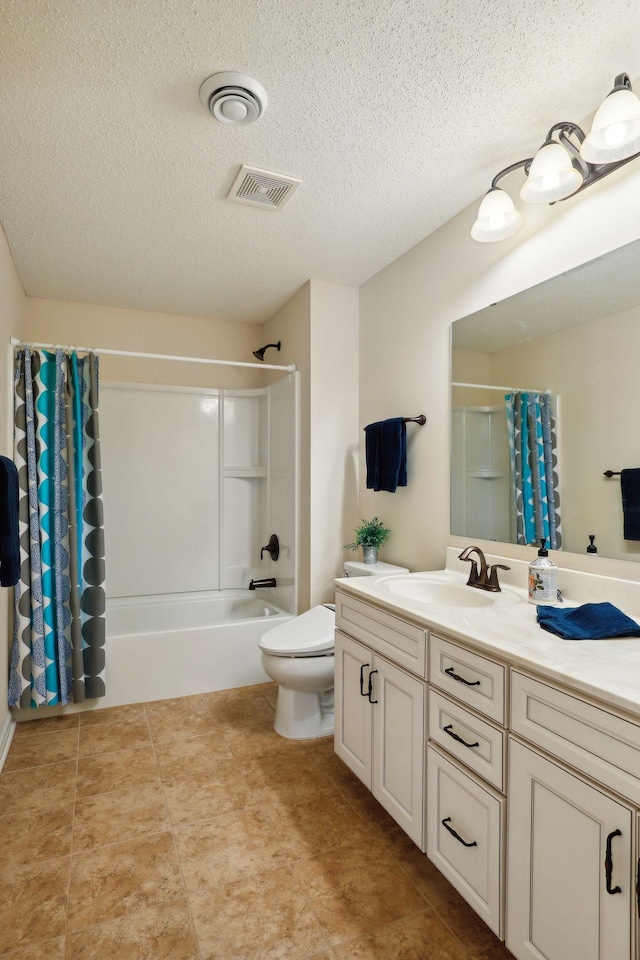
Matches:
[[451, 237, 640, 563]]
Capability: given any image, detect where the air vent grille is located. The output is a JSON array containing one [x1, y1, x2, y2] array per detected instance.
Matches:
[[227, 165, 301, 210]]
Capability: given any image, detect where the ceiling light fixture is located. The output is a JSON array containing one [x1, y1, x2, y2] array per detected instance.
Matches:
[[472, 72, 640, 242]]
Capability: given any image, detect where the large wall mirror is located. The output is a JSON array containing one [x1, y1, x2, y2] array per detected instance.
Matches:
[[451, 237, 640, 563]]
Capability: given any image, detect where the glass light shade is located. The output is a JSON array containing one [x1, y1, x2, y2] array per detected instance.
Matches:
[[470, 188, 524, 242], [519, 141, 583, 204], [580, 87, 640, 163]]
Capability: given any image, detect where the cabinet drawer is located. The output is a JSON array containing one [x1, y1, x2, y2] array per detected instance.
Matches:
[[335, 591, 427, 677], [427, 745, 504, 938], [430, 635, 506, 724], [512, 671, 640, 805], [429, 690, 505, 792]]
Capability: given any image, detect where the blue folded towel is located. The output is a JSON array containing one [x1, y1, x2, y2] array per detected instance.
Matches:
[[364, 418, 407, 493], [537, 602, 640, 640]]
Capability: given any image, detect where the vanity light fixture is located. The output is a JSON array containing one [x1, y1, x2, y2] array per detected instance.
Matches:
[[472, 72, 640, 242]]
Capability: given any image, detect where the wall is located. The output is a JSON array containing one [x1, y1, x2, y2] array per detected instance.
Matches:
[[25, 298, 264, 389], [0, 225, 26, 751], [359, 162, 640, 580]]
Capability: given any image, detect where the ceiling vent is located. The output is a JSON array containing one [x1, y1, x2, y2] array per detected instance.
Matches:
[[227, 165, 301, 210], [199, 72, 268, 126]]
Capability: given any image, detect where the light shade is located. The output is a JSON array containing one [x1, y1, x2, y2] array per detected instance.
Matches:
[[470, 188, 523, 243], [580, 86, 640, 163], [519, 141, 583, 204]]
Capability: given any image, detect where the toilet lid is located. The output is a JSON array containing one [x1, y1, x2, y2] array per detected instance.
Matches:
[[259, 604, 335, 656]]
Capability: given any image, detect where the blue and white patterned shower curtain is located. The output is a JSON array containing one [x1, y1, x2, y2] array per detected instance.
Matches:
[[505, 391, 562, 550], [9, 348, 106, 708]]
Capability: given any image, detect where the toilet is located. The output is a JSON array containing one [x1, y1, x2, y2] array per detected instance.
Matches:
[[259, 560, 409, 739]]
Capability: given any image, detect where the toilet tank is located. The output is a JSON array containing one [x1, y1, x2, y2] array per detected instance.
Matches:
[[343, 560, 409, 578]]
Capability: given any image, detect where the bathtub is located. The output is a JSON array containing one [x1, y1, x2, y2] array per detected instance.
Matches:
[[102, 590, 293, 708]]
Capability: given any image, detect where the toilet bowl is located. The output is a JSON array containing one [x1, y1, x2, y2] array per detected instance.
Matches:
[[259, 560, 410, 740]]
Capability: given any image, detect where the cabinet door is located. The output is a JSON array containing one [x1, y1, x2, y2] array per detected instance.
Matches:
[[507, 738, 633, 960], [334, 630, 372, 788], [371, 654, 426, 849]]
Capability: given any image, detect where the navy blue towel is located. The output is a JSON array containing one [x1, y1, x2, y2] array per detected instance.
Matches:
[[0, 455, 20, 588], [621, 469, 640, 540], [364, 418, 407, 493], [537, 602, 640, 640]]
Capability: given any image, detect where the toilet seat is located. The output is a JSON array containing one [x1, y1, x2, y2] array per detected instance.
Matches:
[[259, 604, 335, 657]]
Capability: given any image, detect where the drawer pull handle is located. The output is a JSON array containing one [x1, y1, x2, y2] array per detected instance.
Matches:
[[605, 829, 622, 895], [444, 666, 481, 687], [359, 663, 370, 697], [367, 669, 378, 704], [442, 817, 477, 848], [443, 724, 479, 749]]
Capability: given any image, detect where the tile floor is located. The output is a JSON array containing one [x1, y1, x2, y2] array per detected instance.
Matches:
[[0, 683, 514, 959]]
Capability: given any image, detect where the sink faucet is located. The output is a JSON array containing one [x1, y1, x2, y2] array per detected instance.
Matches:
[[249, 577, 277, 590], [458, 546, 510, 593]]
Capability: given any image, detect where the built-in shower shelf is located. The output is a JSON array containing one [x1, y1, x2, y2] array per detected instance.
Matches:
[[223, 466, 267, 478], [466, 469, 508, 479]]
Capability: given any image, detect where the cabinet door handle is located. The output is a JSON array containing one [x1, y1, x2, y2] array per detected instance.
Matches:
[[442, 817, 477, 848], [444, 666, 481, 687], [367, 669, 378, 704], [636, 857, 640, 918], [604, 829, 622, 895], [359, 663, 370, 697], [443, 724, 479, 749]]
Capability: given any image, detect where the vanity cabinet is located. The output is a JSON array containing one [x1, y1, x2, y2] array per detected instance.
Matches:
[[334, 628, 427, 848], [507, 737, 634, 960]]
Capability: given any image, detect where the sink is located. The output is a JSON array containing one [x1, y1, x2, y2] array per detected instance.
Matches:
[[375, 574, 521, 608]]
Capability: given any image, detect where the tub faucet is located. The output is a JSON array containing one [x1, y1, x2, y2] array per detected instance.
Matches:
[[458, 546, 509, 593], [249, 577, 277, 590]]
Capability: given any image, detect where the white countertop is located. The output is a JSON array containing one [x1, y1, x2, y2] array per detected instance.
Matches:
[[336, 552, 640, 719]]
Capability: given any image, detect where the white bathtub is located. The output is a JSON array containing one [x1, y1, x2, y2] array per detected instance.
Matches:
[[103, 590, 293, 707]]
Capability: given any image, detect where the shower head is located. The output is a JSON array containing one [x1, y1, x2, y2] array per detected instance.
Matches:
[[253, 341, 281, 362]]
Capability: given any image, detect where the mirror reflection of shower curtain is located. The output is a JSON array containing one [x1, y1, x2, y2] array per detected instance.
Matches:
[[505, 391, 562, 550], [9, 347, 106, 708]]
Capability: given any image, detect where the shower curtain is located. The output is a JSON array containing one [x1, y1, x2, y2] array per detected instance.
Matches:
[[9, 348, 106, 708], [505, 391, 562, 550]]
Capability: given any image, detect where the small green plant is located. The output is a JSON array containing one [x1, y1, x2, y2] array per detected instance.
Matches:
[[344, 517, 391, 552]]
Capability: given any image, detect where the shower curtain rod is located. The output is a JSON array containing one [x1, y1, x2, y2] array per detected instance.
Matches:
[[452, 381, 550, 394], [9, 338, 297, 373]]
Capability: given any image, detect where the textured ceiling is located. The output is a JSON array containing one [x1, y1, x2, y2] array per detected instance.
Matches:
[[2, 1, 640, 324]]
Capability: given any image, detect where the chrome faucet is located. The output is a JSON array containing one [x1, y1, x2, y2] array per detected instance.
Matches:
[[249, 577, 277, 590], [458, 546, 510, 593]]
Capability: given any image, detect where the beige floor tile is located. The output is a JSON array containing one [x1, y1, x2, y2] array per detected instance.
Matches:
[[0, 856, 70, 953], [241, 749, 341, 807], [163, 760, 253, 825], [78, 716, 151, 758], [0, 801, 74, 867], [13, 714, 79, 738], [333, 909, 468, 959], [73, 781, 170, 851], [154, 732, 233, 779], [145, 697, 220, 743], [67, 831, 185, 932], [394, 845, 459, 909], [65, 899, 199, 960], [76, 744, 159, 797], [433, 890, 510, 958], [4, 936, 65, 959], [264, 687, 279, 710], [274, 794, 374, 861], [190, 866, 329, 960], [3, 728, 79, 772], [79, 702, 145, 726], [0, 760, 76, 816], [223, 720, 307, 761], [203, 689, 275, 728], [292, 840, 426, 945]]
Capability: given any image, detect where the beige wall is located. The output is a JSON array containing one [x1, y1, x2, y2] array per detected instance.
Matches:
[[25, 298, 264, 389], [0, 225, 26, 741], [360, 163, 640, 580]]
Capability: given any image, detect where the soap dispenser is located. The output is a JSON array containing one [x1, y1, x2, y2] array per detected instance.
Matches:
[[528, 538, 558, 606], [586, 534, 598, 556]]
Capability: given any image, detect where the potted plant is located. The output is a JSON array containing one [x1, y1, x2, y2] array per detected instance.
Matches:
[[344, 517, 391, 564]]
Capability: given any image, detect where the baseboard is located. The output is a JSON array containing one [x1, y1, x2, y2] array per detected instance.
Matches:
[[0, 711, 16, 774]]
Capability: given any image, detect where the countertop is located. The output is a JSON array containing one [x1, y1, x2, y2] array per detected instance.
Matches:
[[335, 568, 640, 719]]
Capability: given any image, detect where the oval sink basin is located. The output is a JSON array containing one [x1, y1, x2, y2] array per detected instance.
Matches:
[[376, 575, 521, 608]]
